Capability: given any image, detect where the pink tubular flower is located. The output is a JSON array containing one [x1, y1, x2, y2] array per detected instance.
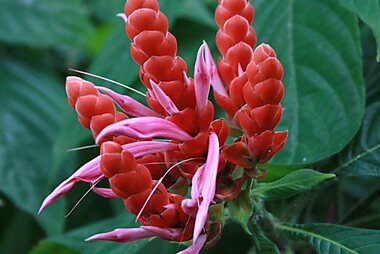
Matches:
[[95, 117, 192, 144], [39, 141, 179, 213], [188, 133, 219, 243], [86, 226, 183, 242]]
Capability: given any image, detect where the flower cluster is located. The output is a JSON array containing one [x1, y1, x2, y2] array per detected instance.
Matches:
[[39, 0, 287, 253]]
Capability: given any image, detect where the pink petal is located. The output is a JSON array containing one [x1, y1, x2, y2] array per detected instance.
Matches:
[[39, 141, 178, 213], [122, 141, 179, 157], [149, 80, 179, 115], [96, 117, 192, 144], [177, 234, 207, 254], [141, 226, 182, 240], [86, 228, 155, 242], [194, 43, 211, 113], [181, 199, 198, 217], [96, 86, 161, 118], [92, 187, 118, 198], [38, 156, 102, 214], [203, 42, 228, 96], [183, 71, 191, 86], [193, 133, 219, 243], [86, 226, 182, 242], [191, 164, 205, 201]]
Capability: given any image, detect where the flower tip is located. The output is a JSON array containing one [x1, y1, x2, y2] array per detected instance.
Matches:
[[116, 13, 128, 23]]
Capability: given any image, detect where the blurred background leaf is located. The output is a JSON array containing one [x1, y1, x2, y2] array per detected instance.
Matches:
[[0, 0, 94, 48], [339, 0, 380, 61], [0, 57, 88, 235]]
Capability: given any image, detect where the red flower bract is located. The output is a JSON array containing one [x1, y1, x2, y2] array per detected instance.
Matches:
[[39, 0, 287, 253]]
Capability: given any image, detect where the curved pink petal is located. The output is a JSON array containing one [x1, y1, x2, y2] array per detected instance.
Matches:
[[92, 187, 118, 198], [149, 80, 179, 115], [194, 43, 211, 113], [193, 132, 219, 243], [123, 141, 179, 157], [86, 226, 182, 242], [96, 86, 161, 118], [39, 141, 179, 213], [191, 164, 205, 201], [181, 199, 198, 217], [141, 226, 182, 240], [204, 42, 228, 96], [177, 234, 207, 254], [86, 228, 155, 242], [38, 156, 101, 214], [96, 117, 192, 144]]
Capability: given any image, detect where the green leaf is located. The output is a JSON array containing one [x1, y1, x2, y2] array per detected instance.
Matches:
[[258, 163, 306, 182], [160, 0, 215, 28], [276, 223, 380, 254], [251, 169, 335, 200], [0, 0, 94, 48], [339, 0, 380, 61], [252, 0, 365, 164], [249, 224, 280, 254], [332, 28, 380, 177], [0, 57, 87, 235], [48, 215, 150, 254], [31, 242, 78, 254], [229, 189, 253, 235]]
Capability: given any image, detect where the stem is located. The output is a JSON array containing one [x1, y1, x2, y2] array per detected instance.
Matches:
[[339, 186, 380, 224]]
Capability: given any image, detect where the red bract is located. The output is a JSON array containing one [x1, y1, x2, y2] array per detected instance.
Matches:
[[39, 0, 288, 253]]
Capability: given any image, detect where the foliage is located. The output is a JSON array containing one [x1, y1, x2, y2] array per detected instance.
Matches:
[[0, 0, 379, 253]]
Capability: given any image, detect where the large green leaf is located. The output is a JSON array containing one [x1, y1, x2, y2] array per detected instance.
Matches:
[[251, 169, 335, 200], [0, 57, 87, 235], [0, 0, 94, 48], [252, 0, 365, 164], [339, 0, 380, 61], [334, 28, 380, 177], [276, 223, 380, 254]]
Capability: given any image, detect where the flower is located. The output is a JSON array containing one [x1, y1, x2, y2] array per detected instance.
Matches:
[[39, 0, 287, 253]]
